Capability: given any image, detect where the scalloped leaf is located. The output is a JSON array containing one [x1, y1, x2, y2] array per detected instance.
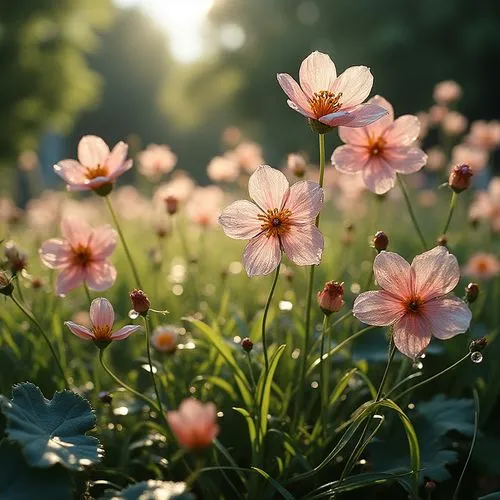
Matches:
[[0, 382, 102, 470], [102, 480, 195, 499]]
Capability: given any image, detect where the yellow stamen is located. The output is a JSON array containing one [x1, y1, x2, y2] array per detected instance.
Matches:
[[309, 90, 343, 119], [85, 164, 109, 180], [257, 208, 292, 238], [71, 244, 92, 267]]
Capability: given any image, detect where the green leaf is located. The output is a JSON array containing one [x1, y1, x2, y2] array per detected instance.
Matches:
[[103, 480, 194, 499], [329, 368, 358, 406], [251, 467, 295, 500], [0, 440, 72, 500], [191, 375, 238, 400], [0, 382, 102, 470], [233, 407, 257, 463]]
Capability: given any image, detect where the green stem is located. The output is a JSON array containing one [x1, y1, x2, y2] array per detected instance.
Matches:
[[246, 353, 257, 392], [397, 174, 427, 250], [105, 196, 143, 289], [83, 282, 92, 307], [442, 190, 458, 236], [320, 314, 330, 436], [262, 263, 281, 374], [11, 295, 69, 389], [98, 348, 159, 412]]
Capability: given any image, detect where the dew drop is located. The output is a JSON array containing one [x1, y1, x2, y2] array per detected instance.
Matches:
[[128, 309, 139, 319], [470, 351, 483, 363]]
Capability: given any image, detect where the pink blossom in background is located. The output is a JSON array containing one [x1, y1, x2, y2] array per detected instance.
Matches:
[[219, 165, 324, 277], [277, 51, 388, 128], [428, 105, 448, 125], [353, 246, 471, 359], [54, 135, 132, 192], [425, 147, 446, 171], [112, 186, 152, 222], [442, 111, 468, 136], [469, 178, 500, 231], [17, 150, 39, 172], [65, 298, 141, 342], [0, 197, 22, 224], [451, 144, 488, 173], [186, 186, 224, 227], [230, 141, 265, 174], [137, 144, 177, 180], [167, 398, 219, 450], [433, 80, 462, 105], [466, 120, 500, 151], [207, 155, 240, 182], [153, 172, 196, 210], [463, 253, 500, 280], [39, 218, 117, 296], [332, 95, 427, 194]]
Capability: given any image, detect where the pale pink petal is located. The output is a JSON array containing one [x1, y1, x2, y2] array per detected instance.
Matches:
[[56, 266, 85, 296], [365, 95, 394, 135], [84, 261, 117, 291], [248, 165, 289, 211], [331, 66, 373, 108], [64, 321, 94, 340], [332, 145, 370, 174], [53, 160, 87, 185], [338, 126, 370, 146], [167, 412, 192, 447], [393, 313, 432, 359], [281, 224, 323, 266], [353, 290, 406, 326], [361, 157, 396, 194], [243, 233, 281, 277], [277, 74, 313, 117], [106, 141, 128, 174], [321, 103, 388, 128], [111, 324, 141, 340], [78, 135, 110, 167], [61, 218, 92, 247], [39, 239, 71, 269], [90, 297, 115, 329], [218, 200, 263, 240], [411, 247, 460, 301], [287, 99, 315, 119], [423, 297, 471, 340], [108, 159, 133, 180], [299, 51, 337, 99], [383, 115, 421, 147], [88, 225, 117, 260], [283, 181, 323, 223], [68, 176, 111, 191], [383, 147, 427, 174], [66, 183, 92, 192], [373, 251, 412, 299]]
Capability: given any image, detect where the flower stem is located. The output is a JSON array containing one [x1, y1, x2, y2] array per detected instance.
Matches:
[[98, 348, 159, 411], [262, 263, 281, 374], [10, 294, 69, 389], [397, 174, 427, 250], [320, 314, 330, 436], [104, 196, 143, 289], [83, 282, 92, 307], [442, 190, 458, 236]]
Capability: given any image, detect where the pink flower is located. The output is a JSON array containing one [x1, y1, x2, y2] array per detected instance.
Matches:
[[451, 144, 488, 173], [54, 135, 132, 193], [207, 155, 240, 183], [277, 51, 388, 128], [470, 178, 500, 231], [466, 120, 500, 151], [167, 398, 219, 450], [186, 186, 224, 227], [65, 298, 141, 343], [463, 253, 500, 280], [353, 246, 472, 359], [39, 218, 117, 296], [138, 144, 177, 180], [433, 80, 462, 105], [332, 96, 427, 194], [219, 165, 324, 276]]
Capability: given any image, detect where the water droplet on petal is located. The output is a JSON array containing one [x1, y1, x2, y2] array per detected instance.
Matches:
[[128, 309, 139, 319], [470, 351, 483, 363]]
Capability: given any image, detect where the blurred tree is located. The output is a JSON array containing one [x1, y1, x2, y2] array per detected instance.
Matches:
[[0, 1, 113, 164]]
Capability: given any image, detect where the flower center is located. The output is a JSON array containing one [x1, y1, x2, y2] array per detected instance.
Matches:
[[404, 296, 423, 313], [369, 136, 386, 156], [92, 325, 112, 340], [477, 260, 489, 272], [309, 90, 343, 119], [71, 244, 92, 267], [85, 164, 109, 180], [257, 208, 292, 238]]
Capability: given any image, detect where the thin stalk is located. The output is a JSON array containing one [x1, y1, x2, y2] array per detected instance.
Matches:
[[262, 263, 281, 374], [309, 310, 352, 354], [320, 314, 330, 436], [104, 196, 143, 289], [15, 277, 25, 304], [442, 190, 458, 236], [245, 353, 257, 392], [11, 295, 69, 389], [397, 174, 427, 250], [83, 282, 92, 307]]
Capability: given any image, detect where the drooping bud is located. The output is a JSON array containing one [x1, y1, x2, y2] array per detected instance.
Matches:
[[165, 195, 179, 215], [436, 235, 448, 247], [317, 281, 344, 316], [0, 271, 14, 296], [287, 153, 307, 178], [470, 336, 487, 353], [241, 337, 253, 352], [129, 289, 150, 316], [465, 283, 480, 303], [372, 231, 389, 252], [448, 164, 473, 193]]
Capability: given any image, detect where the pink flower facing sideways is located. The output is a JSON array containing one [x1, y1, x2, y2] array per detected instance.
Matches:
[[219, 165, 324, 276], [54, 135, 132, 194], [167, 398, 219, 450], [353, 246, 472, 359], [65, 298, 141, 345], [332, 96, 427, 194], [39, 218, 117, 296], [277, 51, 388, 128]]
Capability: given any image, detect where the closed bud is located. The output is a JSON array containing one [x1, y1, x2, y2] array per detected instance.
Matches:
[[470, 336, 487, 352], [449, 164, 473, 193], [372, 231, 389, 252], [241, 337, 253, 352], [0, 271, 14, 296], [465, 282, 480, 303], [436, 235, 448, 247], [4, 241, 28, 274], [129, 289, 150, 315], [287, 153, 307, 178], [99, 391, 113, 404], [317, 281, 344, 315], [165, 195, 179, 215], [424, 479, 437, 491]]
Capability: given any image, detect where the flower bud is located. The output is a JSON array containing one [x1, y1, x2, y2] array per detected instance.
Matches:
[[470, 336, 487, 352], [424, 479, 437, 491], [307, 118, 334, 135], [129, 289, 150, 316], [465, 282, 480, 303], [99, 391, 113, 404], [287, 153, 307, 178], [241, 337, 253, 352], [317, 281, 344, 315], [436, 235, 448, 247], [165, 195, 179, 215], [372, 231, 389, 252], [448, 164, 473, 193], [0, 271, 14, 296], [4, 241, 27, 274]]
